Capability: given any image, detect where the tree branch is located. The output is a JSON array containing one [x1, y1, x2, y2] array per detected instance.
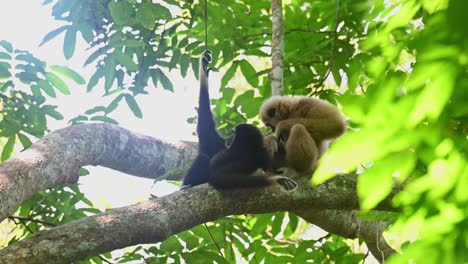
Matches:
[[0, 176, 396, 264], [294, 209, 395, 262], [270, 0, 284, 95], [0, 123, 197, 222]]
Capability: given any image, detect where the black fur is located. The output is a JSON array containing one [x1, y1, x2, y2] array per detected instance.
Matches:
[[182, 50, 225, 187], [209, 124, 274, 190], [182, 50, 297, 192]]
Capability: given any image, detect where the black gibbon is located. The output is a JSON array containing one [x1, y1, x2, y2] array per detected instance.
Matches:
[[260, 96, 347, 174], [182, 51, 297, 191], [209, 123, 297, 191]]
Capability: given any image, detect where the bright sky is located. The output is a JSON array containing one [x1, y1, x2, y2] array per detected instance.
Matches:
[[0, 1, 220, 208]]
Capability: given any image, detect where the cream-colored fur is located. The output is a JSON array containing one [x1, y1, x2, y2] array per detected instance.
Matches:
[[260, 95, 347, 174]]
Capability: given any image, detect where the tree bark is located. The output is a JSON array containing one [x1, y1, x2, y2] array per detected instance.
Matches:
[[0, 123, 197, 222], [0, 175, 395, 264], [270, 0, 284, 95]]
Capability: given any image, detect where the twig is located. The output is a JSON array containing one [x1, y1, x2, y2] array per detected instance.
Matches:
[[9, 215, 57, 227], [265, 229, 299, 245], [376, 221, 385, 263], [98, 255, 113, 264], [243, 29, 333, 39], [204, 223, 226, 264], [8, 216, 34, 234]]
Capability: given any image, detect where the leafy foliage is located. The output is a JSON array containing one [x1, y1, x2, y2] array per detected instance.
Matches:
[[312, 0, 468, 263], [117, 213, 365, 264], [0, 41, 84, 160]]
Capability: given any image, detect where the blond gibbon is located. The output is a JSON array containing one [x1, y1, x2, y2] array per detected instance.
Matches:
[[260, 96, 347, 174], [182, 51, 297, 191]]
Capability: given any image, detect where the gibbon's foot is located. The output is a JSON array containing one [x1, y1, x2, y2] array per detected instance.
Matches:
[[253, 169, 267, 176], [273, 176, 298, 191], [277, 167, 301, 178], [180, 184, 192, 190], [201, 50, 212, 76]]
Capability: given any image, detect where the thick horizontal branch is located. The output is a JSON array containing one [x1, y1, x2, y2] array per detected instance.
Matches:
[[0, 123, 197, 222], [295, 209, 395, 262], [0, 175, 396, 264]]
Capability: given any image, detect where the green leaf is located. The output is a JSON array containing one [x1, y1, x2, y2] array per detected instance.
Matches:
[[40, 25, 69, 46], [37, 80, 56, 98], [46, 72, 70, 95], [87, 70, 103, 92], [332, 68, 342, 86], [115, 52, 138, 71], [0, 40, 13, 52], [270, 212, 285, 236], [68, 115, 88, 125], [150, 69, 158, 88], [79, 168, 90, 176], [79, 24, 94, 43], [0, 52, 12, 60], [221, 62, 238, 88], [63, 28, 77, 59], [116, 39, 145, 48], [42, 105, 64, 120], [0, 80, 14, 92], [0, 67, 11, 78], [180, 54, 190, 78], [313, 127, 399, 185], [15, 72, 37, 83], [155, 68, 173, 92], [136, 3, 156, 29], [1, 136, 15, 161], [104, 60, 116, 92], [90, 116, 119, 125], [84, 46, 107, 67], [160, 236, 184, 252], [18, 133, 32, 149], [222, 88, 235, 103], [385, 1, 421, 31], [109, 1, 135, 26], [152, 3, 171, 20], [234, 91, 262, 118], [124, 94, 143, 118], [357, 162, 395, 210], [190, 57, 199, 79], [50, 65, 85, 85], [85, 106, 107, 115], [239, 59, 258, 87], [408, 64, 455, 127], [106, 94, 124, 114]]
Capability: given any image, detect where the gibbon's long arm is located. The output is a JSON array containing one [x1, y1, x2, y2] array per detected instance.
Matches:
[[182, 50, 225, 187], [275, 117, 347, 143], [196, 50, 225, 157]]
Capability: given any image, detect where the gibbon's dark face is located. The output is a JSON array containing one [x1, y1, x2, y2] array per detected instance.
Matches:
[[234, 124, 262, 137], [263, 107, 277, 132], [227, 124, 264, 148]]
